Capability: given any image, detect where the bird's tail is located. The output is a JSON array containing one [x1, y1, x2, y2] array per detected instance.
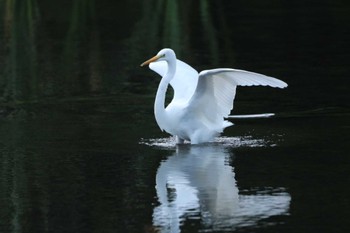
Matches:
[[227, 113, 275, 119]]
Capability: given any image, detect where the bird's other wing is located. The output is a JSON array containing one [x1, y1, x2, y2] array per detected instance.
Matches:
[[187, 68, 288, 124], [149, 59, 199, 103]]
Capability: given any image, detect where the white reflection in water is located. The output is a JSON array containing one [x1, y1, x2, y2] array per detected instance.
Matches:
[[152, 143, 291, 232]]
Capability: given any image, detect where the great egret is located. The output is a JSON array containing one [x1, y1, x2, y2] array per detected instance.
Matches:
[[141, 48, 287, 144]]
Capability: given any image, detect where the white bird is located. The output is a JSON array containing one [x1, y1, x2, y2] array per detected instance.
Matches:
[[141, 48, 287, 144]]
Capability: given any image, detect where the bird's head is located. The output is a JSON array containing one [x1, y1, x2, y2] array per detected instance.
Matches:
[[140, 48, 176, 67]]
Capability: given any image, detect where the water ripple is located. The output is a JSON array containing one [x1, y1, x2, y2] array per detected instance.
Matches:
[[139, 136, 275, 149]]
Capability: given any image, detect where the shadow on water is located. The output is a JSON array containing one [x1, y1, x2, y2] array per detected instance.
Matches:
[[149, 143, 290, 232]]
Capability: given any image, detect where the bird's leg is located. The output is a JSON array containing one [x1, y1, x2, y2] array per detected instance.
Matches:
[[176, 136, 185, 144]]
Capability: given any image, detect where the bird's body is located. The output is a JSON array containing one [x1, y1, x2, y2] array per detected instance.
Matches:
[[141, 48, 287, 144]]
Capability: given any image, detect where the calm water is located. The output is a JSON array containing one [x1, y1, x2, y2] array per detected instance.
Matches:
[[1, 1, 350, 233]]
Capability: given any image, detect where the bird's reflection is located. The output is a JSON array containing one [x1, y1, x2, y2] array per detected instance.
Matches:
[[152, 144, 291, 232]]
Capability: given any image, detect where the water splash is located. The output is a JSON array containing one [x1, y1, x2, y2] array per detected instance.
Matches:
[[139, 137, 178, 149], [139, 136, 275, 149]]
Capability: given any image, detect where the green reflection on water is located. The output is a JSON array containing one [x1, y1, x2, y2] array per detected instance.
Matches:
[[2, 0, 39, 102], [0, 0, 106, 104], [1, 0, 241, 102], [62, 0, 102, 96], [0, 0, 349, 107]]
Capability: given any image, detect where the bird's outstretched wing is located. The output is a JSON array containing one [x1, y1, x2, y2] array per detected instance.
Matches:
[[149, 59, 199, 103], [187, 68, 288, 124]]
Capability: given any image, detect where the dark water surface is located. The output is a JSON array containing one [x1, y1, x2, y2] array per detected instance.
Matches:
[[1, 1, 350, 233]]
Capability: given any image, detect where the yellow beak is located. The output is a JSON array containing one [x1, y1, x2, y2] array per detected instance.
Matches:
[[140, 55, 161, 67]]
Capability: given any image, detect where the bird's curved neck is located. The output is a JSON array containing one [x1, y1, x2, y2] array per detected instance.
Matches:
[[154, 61, 176, 129]]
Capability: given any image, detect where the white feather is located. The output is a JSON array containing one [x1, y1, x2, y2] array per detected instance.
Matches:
[[187, 68, 287, 131], [150, 59, 198, 103]]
